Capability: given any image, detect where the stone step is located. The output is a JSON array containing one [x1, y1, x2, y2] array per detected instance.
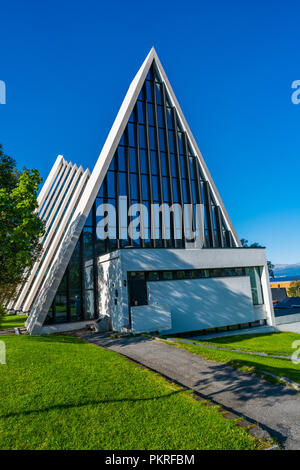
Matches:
[[0, 328, 15, 335]]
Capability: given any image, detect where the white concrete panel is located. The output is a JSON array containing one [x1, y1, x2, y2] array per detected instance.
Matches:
[[10, 157, 67, 311], [260, 263, 275, 326], [97, 254, 126, 331], [41, 162, 70, 221], [120, 247, 267, 271], [23, 167, 86, 312], [39, 160, 67, 219], [147, 277, 255, 334], [253, 305, 268, 320], [25, 169, 90, 332], [42, 163, 76, 226], [131, 304, 172, 333], [17, 165, 85, 311], [37, 155, 64, 209]]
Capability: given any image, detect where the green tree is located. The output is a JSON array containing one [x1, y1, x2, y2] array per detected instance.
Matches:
[[0, 145, 45, 321], [240, 239, 275, 278], [287, 280, 300, 297], [267, 260, 275, 279]]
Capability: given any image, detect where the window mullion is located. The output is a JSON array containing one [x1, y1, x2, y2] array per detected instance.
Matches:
[[152, 77, 166, 248]]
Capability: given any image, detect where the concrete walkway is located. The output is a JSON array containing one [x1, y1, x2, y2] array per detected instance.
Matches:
[[80, 333, 300, 450], [278, 322, 300, 334]]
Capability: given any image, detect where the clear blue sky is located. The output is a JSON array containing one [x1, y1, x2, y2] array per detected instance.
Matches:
[[1, 0, 299, 264]]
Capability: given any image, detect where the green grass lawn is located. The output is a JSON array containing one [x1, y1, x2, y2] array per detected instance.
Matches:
[[187, 332, 300, 357], [0, 335, 268, 450], [163, 333, 300, 386], [0, 314, 27, 330]]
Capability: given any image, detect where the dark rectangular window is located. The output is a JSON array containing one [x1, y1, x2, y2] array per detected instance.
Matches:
[[161, 271, 173, 280], [107, 172, 115, 197], [147, 271, 160, 281], [170, 154, 178, 177], [146, 81, 153, 102], [119, 172, 127, 196], [147, 103, 155, 126], [155, 83, 162, 104], [130, 174, 138, 200], [172, 178, 179, 202], [159, 128, 166, 151], [129, 148, 137, 172], [157, 105, 164, 127], [166, 108, 173, 129], [140, 149, 148, 174], [168, 131, 175, 153], [149, 126, 156, 149], [152, 176, 159, 201], [162, 177, 169, 201], [161, 152, 168, 176], [139, 125, 146, 149], [151, 151, 158, 175], [137, 101, 145, 123], [118, 147, 126, 172], [142, 175, 149, 201], [128, 123, 136, 147]]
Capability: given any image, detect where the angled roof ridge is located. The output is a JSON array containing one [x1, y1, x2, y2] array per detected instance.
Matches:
[[67, 48, 156, 222]]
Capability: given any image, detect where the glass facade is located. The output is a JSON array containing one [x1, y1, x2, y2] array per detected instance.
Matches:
[[46, 223, 98, 324], [45, 61, 243, 325], [91, 62, 234, 253]]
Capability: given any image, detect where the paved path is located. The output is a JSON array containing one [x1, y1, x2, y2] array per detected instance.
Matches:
[[80, 333, 300, 450], [278, 323, 300, 334]]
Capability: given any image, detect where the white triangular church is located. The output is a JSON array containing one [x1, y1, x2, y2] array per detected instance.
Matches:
[[12, 48, 274, 334]]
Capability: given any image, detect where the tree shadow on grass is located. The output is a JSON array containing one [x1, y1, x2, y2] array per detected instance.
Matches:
[[18, 334, 86, 345], [0, 388, 188, 420]]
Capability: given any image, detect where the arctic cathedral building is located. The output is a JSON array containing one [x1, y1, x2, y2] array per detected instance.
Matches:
[[12, 48, 274, 334]]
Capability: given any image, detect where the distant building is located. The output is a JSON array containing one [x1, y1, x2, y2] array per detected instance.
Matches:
[[271, 287, 287, 305], [270, 280, 298, 296]]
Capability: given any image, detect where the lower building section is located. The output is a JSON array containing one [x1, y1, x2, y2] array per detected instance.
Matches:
[[131, 274, 257, 334], [39, 247, 274, 335]]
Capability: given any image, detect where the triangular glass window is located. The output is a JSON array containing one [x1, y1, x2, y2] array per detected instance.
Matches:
[[46, 60, 236, 325]]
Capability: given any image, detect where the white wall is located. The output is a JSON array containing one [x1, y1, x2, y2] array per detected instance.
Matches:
[[120, 247, 267, 271], [97, 252, 129, 331], [120, 248, 274, 327], [253, 305, 268, 320], [145, 276, 254, 334], [131, 304, 172, 333]]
